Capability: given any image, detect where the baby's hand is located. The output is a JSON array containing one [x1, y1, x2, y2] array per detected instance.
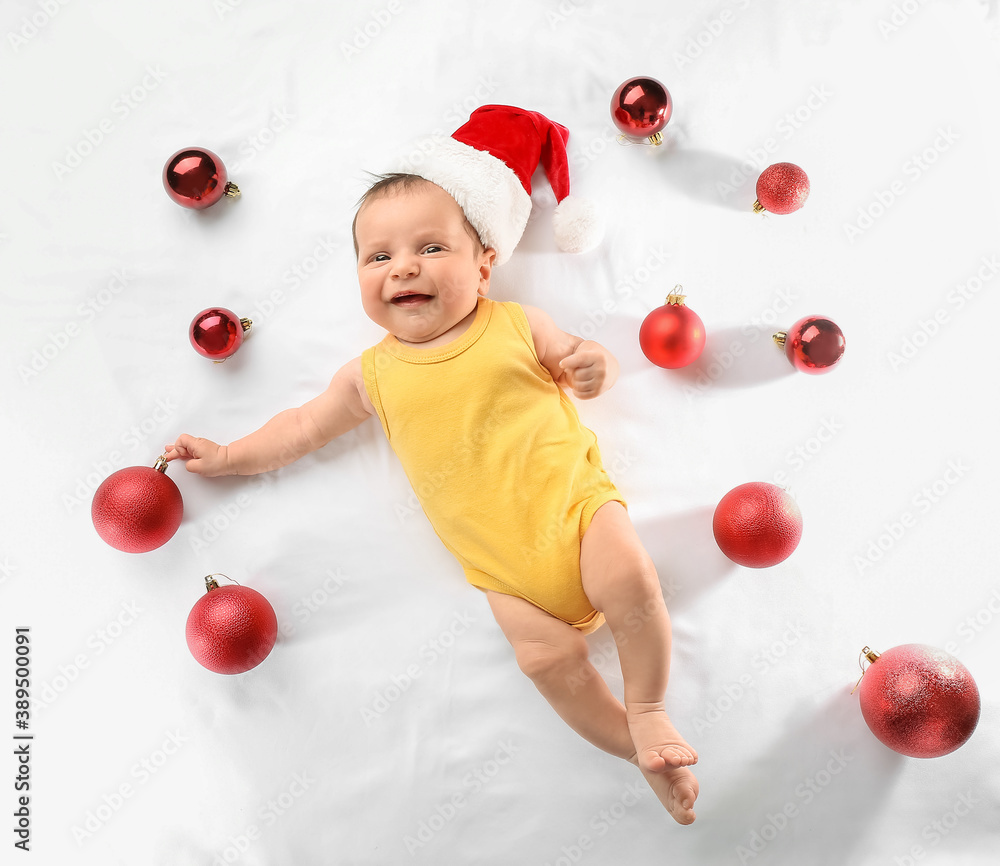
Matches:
[[164, 434, 232, 477], [559, 341, 619, 399]]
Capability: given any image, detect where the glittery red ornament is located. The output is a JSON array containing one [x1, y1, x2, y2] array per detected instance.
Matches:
[[639, 290, 706, 369], [774, 315, 845, 374], [189, 307, 252, 361], [91, 456, 183, 553], [857, 645, 980, 758], [186, 575, 278, 675], [713, 482, 802, 568], [753, 163, 809, 215], [163, 147, 241, 209], [611, 76, 672, 145]]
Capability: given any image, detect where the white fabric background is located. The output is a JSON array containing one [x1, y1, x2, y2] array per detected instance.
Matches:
[[3, 1, 999, 864]]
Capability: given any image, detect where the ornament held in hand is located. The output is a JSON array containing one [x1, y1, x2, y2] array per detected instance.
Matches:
[[92, 456, 183, 553]]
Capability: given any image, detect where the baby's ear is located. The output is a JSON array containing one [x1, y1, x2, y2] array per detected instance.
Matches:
[[478, 247, 497, 288]]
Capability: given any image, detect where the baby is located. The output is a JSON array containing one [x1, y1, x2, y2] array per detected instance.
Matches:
[[167, 116, 699, 824]]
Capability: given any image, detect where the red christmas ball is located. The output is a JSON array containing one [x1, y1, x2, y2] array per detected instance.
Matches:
[[611, 76, 672, 144], [92, 457, 183, 553], [639, 291, 706, 369], [186, 576, 278, 675], [189, 308, 252, 361], [858, 645, 980, 758], [713, 482, 802, 568], [753, 163, 809, 215], [775, 316, 845, 374], [163, 147, 241, 209]]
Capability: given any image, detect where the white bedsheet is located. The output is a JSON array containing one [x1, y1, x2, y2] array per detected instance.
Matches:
[[4, 1, 999, 863]]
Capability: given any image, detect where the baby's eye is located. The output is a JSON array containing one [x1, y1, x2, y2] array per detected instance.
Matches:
[[422, 245, 443, 254], [371, 253, 390, 263]]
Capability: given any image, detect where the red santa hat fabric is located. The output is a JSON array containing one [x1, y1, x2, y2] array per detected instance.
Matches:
[[402, 104, 603, 265]]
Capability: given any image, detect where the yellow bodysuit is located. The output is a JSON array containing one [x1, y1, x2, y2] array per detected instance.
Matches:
[[361, 297, 625, 634]]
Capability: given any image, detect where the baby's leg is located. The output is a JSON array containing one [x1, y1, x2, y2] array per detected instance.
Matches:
[[487, 591, 634, 759], [487, 591, 698, 824], [580, 502, 698, 775]]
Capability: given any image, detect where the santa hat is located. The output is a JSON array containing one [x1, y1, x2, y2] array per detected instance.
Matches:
[[402, 104, 604, 265]]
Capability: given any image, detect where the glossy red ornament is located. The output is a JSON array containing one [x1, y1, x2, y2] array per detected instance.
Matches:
[[857, 645, 980, 758], [753, 163, 809, 214], [713, 482, 802, 568], [639, 290, 706, 369], [163, 147, 241, 209], [92, 456, 183, 553], [189, 308, 252, 361], [774, 316, 845, 374], [186, 575, 278, 675], [611, 76, 672, 145]]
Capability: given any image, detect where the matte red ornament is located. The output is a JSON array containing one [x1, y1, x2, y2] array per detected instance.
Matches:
[[774, 315, 845, 374], [92, 456, 183, 553], [163, 147, 241, 209], [186, 575, 278, 675], [611, 76, 672, 145], [753, 163, 809, 214], [857, 645, 980, 758], [639, 290, 706, 369], [189, 307, 252, 361], [713, 482, 802, 568]]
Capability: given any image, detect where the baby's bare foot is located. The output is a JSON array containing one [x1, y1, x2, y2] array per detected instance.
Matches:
[[626, 703, 698, 773], [629, 754, 699, 825]]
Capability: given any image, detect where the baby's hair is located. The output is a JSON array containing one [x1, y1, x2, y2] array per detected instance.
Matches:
[[352, 172, 484, 257]]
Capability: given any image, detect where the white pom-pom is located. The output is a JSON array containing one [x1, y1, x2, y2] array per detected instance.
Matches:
[[552, 195, 604, 254]]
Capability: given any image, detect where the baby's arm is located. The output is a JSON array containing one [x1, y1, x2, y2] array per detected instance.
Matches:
[[166, 357, 373, 476], [522, 305, 619, 399]]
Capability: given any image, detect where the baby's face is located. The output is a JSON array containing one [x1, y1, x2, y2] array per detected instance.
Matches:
[[355, 180, 495, 347]]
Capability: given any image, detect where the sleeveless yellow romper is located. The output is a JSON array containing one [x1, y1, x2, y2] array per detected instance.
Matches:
[[361, 297, 625, 634]]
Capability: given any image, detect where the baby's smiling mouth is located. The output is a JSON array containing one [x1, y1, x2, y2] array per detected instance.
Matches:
[[391, 292, 433, 306]]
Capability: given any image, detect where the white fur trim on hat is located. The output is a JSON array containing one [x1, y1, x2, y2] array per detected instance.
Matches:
[[552, 195, 605, 254], [402, 138, 531, 266]]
